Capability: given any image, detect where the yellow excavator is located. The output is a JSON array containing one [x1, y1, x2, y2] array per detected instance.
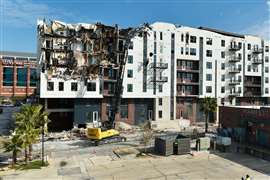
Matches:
[[86, 24, 151, 145]]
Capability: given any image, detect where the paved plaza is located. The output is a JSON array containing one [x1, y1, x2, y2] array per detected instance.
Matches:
[[1, 140, 270, 180]]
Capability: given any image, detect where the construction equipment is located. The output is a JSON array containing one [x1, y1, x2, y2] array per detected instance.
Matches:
[[86, 24, 151, 145]]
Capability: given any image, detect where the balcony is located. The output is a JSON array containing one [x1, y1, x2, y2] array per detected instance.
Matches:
[[103, 76, 117, 82], [228, 79, 241, 86], [228, 56, 241, 63], [176, 92, 198, 97], [177, 79, 199, 85], [229, 91, 241, 96], [252, 47, 263, 54], [228, 67, 241, 73], [244, 81, 261, 87], [149, 62, 168, 69], [177, 66, 199, 73], [149, 76, 168, 83], [252, 58, 262, 64], [229, 44, 241, 51]]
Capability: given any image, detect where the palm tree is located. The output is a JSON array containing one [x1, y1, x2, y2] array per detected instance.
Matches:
[[200, 97, 217, 133], [14, 104, 49, 164], [4, 133, 22, 167]]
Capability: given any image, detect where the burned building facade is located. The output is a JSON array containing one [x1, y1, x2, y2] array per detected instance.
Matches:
[[37, 20, 163, 130]]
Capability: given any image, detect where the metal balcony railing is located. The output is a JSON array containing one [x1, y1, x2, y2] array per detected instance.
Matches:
[[228, 79, 241, 85], [228, 56, 241, 63], [228, 67, 241, 73], [252, 47, 263, 54], [229, 44, 241, 51], [149, 76, 168, 82], [252, 58, 263, 64], [149, 62, 168, 69], [229, 91, 241, 96]]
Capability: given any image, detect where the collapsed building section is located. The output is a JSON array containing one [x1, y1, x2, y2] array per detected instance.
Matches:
[[37, 20, 133, 82]]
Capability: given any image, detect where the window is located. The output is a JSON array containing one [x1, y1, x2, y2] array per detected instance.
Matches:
[[206, 62, 212, 69], [120, 105, 128, 118], [158, 110, 162, 118], [221, 75, 225, 81], [127, 69, 133, 78], [159, 85, 163, 92], [206, 74, 212, 81], [58, 82, 64, 91], [185, 33, 189, 44], [71, 82, 77, 91], [128, 55, 133, 64], [87, 82, 96, 91], [160, 32, 163, 40], [128, 41, 133, 49], [221, 86, 225, 93], [221, 51, 225, 58], [190, 48, 196, 56], [265, 67, 269, 73], [17, 68, 27, 86], [185, 47, 189, 55], [238, 87, 241, 93], [181, 34, 184, 42], [127, 84, 133, 92], [238, 42, 242, 49], [265, 56, 269, 63], [160, 44, 163, 53], [3, 67, 13, 86], [248, 65, 251, 72], [265, 46, 269, 52], [154, 31, 156, 40], [206, 86, 212, 93], [30, 69, 37, 87], [181, 47, 184, 55], [221, 63, 225, 70], [266, 88, 269, 94], [221, 40, 225, 47], [206, 38, 212, 45], [248, 54, 251, 61], [159, 98, 162, 106], [248, 44, 251, 50], [206, 50, 212, 57], [47, 82, 54, 91], [190, 36, 196, 43], [265, 77, 269, 83]]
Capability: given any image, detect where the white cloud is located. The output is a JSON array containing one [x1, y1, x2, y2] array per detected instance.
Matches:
[[0, 0, 74, 27]]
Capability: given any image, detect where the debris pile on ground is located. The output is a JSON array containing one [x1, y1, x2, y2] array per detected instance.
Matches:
[[46, 131, 76, 141], [117, 122, 134, 132]]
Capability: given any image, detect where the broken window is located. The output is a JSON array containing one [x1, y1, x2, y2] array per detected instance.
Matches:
[[127, 69, 133, 78], [160, 32, 163, 40], [59, 82, 64, 91], [206, 38, 212, 45], [87, 82, 96, 91], [71, 82, 77, 91], [158, 111, 162, 118], [47, 82, 54, 91], [190, 36, 196, 43], [159, 98, 162, 106], [128, 41, 133, 49]]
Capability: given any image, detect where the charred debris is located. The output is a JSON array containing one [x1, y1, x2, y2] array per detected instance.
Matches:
[[37, 20, 149, 83]]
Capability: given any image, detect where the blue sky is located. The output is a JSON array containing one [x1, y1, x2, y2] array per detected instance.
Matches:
[[0, 0, 269, 53]]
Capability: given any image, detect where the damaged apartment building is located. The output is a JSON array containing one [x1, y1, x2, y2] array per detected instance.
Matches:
[[37, 20, 270, 130]]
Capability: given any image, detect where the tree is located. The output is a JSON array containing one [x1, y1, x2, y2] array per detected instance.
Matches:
[[140, 121, 153, 153], [4, 133, 22, 167], [14, 104, 49, 164], [200, 97, 217, 133]]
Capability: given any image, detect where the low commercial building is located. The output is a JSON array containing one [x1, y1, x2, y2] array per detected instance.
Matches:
[[219, 106, 270, 149], [0, 51, 37, 98]]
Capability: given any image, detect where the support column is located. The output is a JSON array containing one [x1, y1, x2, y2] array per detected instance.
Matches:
[[128, 99, 135, 124], [101, 98, 108, 122]]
